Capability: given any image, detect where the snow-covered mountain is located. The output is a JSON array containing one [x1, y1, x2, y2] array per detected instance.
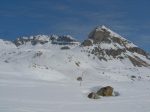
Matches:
[[0, 26, 150, 112], [0, 25, 150, 80], [0, 25, 150, 81], [82, 25, 150, 67]]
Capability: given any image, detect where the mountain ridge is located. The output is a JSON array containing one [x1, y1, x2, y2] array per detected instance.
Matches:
[[0, 25, 149, 69]]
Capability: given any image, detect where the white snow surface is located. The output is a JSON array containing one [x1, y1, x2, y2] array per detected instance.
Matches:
[[0, 41, 150, 112], [0, 39, 16, 50]]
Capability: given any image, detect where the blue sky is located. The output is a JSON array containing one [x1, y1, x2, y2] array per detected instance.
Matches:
[[0, 0, 150, 52]]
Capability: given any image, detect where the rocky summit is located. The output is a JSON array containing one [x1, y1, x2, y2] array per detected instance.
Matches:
[[81, 25, 150, 67]]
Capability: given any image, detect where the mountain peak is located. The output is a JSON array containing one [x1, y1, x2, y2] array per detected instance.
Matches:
[[88, 25, 119, 44], [81, 25, 150, 67], [96, 25, 108, 31], [87, 25, 136, 47], [93, 25, 122, 39], [101, 25, 107, 29]]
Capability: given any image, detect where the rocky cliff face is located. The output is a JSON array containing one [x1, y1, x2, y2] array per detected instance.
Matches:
[[81, 25, 150, 67]]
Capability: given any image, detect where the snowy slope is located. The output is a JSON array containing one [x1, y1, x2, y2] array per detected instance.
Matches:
[[0, 39, 16, 50], [1, 41, 149, 82], [0, 26, 150, 112]]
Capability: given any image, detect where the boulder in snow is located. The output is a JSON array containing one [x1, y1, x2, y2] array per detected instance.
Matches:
[[77, 77, 82, 81], [97, 86, 113, 96], [60, 46, 70, 50], [88, 92, 100, 99]]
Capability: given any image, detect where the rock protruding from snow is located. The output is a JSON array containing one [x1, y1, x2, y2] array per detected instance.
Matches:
[[88, 92, 100, 99], [81, 39, 93, 46], [14, 35, 80, 46], [52, 35, 80, 45], [14, 35, 50, 46], [128, 55, 150, 67], [97, 86, 113, 96]]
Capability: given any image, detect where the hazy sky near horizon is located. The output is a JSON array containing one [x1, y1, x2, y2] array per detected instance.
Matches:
[[0, 0, 150, 52]]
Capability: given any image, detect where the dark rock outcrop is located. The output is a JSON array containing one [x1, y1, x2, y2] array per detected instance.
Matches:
[[57, 35, 76, 42], [60, 46, 70, 50], [128, 56, 149, 67], [105, 49, 126, 58], [81, 39, 93, 46], [88, 27, 111, 44], [51, 35, 79, 45], [88, 92, 100, 99], [127, 47, 147, 56], [111, 36, 123, 45], [14, 38, 32, 46], [77, 77, 82, 81], [14, 36, 50, 46], [14, 35, 80, 46]]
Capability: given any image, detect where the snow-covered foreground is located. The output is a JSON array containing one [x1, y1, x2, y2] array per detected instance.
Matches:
[[0, 71, 150, 112]]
